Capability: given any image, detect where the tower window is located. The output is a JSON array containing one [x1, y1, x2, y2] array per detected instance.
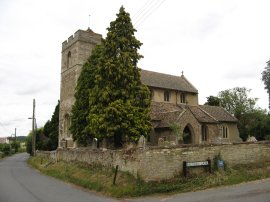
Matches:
[[201, 125, 208, 141], [64, 114, 71, 138], [67, 51, 71, 69], [164, 90, 170, 102], [180, 93, 186, 103]]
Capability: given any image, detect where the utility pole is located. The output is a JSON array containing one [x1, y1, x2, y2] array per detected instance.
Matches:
[[32, 99, 36, 156], [14, 128, 17, 153]]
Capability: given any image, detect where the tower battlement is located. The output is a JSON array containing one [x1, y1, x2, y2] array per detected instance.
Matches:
[[62, 29, 102, 52]]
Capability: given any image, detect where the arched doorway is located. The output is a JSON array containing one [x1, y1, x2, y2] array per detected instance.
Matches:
[[183, 124, 194, 144]]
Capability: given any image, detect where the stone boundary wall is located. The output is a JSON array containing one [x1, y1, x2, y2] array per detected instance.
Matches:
[[36, 142, 270, 182]]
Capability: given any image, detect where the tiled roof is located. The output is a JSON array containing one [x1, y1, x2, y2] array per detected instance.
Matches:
[[150, 102, 237, 128], [150, 102, 185, 128], [140, 70, 198, 93], [189, 106, 217, 123], [199, 105, 238, 123]]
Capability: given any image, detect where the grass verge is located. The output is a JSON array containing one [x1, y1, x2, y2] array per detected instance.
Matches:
[[28, 156, 270, 198]]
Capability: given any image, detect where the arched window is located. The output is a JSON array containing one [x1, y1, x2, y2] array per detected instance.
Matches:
[[180, 93, 186, 103], [222, 125, 228, 138], [164, 90, 170, 102], [201, 125, 208, 141], [67, 51, 71, 69]]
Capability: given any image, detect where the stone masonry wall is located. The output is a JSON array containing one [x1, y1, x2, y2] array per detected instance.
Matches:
[[37, 142, 270, 182]]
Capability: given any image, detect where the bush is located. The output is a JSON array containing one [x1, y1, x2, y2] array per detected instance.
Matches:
[[1, 144, 11, 155], [264, 135, 270, 140]]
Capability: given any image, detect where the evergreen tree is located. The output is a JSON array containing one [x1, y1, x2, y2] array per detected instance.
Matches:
[[262, 60, 270, 113], [43, 101, 59, 150], [70, 45, 104, 145], [86, 6, 151, 146]]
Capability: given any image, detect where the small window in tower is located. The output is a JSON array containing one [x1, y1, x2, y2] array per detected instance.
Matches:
[[164, 90, 170, 102], [67, 51, 71, 69], [180, 93, 186, 103]]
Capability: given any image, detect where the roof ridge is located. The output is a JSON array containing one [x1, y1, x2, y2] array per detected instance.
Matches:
[[181, 75, 198, 92], [141, 69, 181, 77], [198, 106, 219, 122], [176, 109, 187, 121]]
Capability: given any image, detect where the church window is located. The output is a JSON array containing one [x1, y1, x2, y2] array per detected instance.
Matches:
[[164, 90, 170, 102], [67, 51, 71, 69], [150, 89, 154, 100], [201, 125, 208, 141], [222, 125, 228, 138], [180, 93, 186, 103]]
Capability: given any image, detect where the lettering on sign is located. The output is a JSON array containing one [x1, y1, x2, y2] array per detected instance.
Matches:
[[186, 161, 209, 167]]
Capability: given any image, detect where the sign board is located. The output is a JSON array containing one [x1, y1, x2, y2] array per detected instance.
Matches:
[[183, 159, 211, 177], [186, 161, 209, 167]]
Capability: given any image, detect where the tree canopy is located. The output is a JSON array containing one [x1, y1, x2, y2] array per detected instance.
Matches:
[[262, 60, 270, 112], [205, 87, 270, 141], [26, 101, 59, 154], [218, 87, 257, 120], [71, 6, 151, 147]]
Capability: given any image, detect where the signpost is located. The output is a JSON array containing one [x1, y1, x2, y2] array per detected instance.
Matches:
[[183, 159, 211, 177]]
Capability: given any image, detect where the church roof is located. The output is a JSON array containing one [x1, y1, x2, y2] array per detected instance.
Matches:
[[150, 102, 237, 128], [140, 70, 198, 93], [199, 105, 238, 123]]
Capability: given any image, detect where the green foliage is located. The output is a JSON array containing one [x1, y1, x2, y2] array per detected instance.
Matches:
[[213, 153, 227, 171], [43, 101, 59, 150], [71, 6, 151, 146], [0, 143, 11, 155], [26, 101, 59, 153], [206, 87, 270, 140], [29, 156, 270, 198], [218, 87, 257, 119], [262, 60, 270, 112], [26, 134, 32, 155], [205, 96, 221, 106], [70, 46, 104, 145], [11, 141, 20, 153], [170, 123, 183, 141]]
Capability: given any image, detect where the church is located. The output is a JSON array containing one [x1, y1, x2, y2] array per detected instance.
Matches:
[[58, 28, 241, 148]]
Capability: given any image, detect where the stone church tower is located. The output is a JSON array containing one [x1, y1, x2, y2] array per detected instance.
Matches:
[[59, 28, 102, 148]]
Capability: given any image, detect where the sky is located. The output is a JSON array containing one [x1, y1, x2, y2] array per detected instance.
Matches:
[[0, 0, 269, 137]]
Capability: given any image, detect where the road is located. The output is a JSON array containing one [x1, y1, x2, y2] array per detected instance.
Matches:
[[0, 153, 117, 202], [130, 178, 270, 202], [1, 153, 270, 202]]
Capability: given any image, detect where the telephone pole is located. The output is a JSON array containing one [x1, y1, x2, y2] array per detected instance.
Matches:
[[32, 99, 36, 156], [15, 128, 16, 142]]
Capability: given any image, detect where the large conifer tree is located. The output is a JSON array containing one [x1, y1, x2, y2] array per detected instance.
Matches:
[[86, 6, 151, 146], [70, 45, 104, 145]]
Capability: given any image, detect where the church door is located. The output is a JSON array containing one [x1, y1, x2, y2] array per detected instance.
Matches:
[[183, 125, 193, 144]]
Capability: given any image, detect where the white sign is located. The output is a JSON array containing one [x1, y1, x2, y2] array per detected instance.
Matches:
[[186, 161, 208, 167]]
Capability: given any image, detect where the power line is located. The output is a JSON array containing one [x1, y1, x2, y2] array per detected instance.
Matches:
[[134, 0, 167, 28], [132, 0, 157, 20]]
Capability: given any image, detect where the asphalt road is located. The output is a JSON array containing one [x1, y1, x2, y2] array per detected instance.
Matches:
[[0, 153, 117, 202]]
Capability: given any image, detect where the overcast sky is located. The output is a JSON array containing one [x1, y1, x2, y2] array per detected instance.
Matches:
[[0, 0, 269, 137]]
